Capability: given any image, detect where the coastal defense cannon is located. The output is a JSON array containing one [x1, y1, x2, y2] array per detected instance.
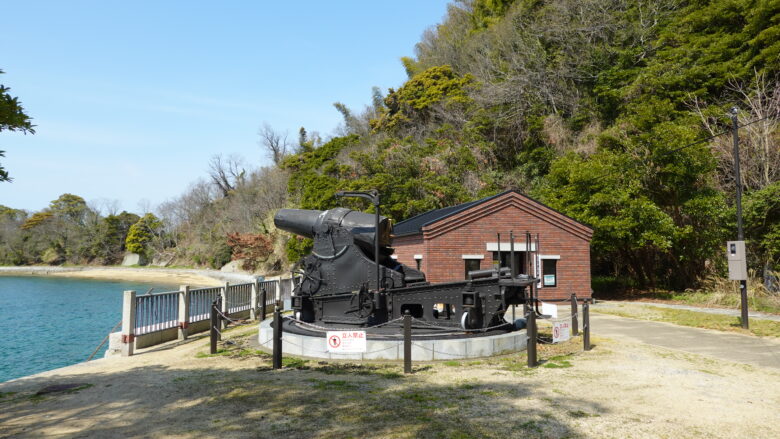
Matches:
[[275, 208, 392, 262], [275, 194, 537, 331]]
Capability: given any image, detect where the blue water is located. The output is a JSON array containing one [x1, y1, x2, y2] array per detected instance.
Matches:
[[0, 276, 180, 383]]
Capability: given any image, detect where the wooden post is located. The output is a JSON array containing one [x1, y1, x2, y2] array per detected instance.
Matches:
[[583, 301, 591, 351], [121, 290, 136, 357], [210, 299, 219, 354], [403, 311, 412, 374], [571, 293, 579, 336], [178, 285, 190, 340], [527, 310, 537, 367], [250, 279, 259, 320], [261, 287, 268, 320], [273, 301, 283, 369]]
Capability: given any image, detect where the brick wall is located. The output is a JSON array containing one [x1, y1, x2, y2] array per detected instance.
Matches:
[[392, 192, 592, 300], [392, 234, 425, 272]]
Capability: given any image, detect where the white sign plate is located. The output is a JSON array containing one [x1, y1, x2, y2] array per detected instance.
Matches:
[[326, 331, 367, 353], [541, 302, 558, 318], [552, 321, 571, 343]]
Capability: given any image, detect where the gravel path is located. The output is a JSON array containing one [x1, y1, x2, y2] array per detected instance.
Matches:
[[591, 313, 780, 369]]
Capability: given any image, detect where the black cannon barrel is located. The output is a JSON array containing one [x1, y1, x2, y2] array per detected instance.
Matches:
[[274, 208, 392, 249]]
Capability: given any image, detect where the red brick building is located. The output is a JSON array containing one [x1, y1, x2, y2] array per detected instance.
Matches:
[[391, 190, 593, 300]]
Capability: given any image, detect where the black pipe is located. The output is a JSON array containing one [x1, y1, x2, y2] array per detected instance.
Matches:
[[510, 230, 517, 279]]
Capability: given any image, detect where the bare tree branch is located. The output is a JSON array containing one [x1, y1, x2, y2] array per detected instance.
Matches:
[[258, 123, 289, 165]]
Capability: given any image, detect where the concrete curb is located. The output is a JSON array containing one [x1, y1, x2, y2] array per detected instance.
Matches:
[[257, 319, 528, 361]]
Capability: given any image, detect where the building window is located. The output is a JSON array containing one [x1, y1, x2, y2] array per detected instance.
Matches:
[[464, 259, 481, 279], [542, 259, 557, 287], [416, 259, 422, 271], [492, 251, 526, 274]]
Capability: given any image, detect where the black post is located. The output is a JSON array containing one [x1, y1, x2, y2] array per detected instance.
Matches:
[[261, 287, 267, 320], [527, 309, 537, 367], [571, 294, 579, 336], [583, 301, 591, 351], [403, 311, 412, 374], [272, 300, 282, 369], [210, 300, 218, 354], [510, 230, 517, 279], [731, 108, 749, 329]]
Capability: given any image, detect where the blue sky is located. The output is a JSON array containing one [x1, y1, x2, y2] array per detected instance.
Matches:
[[0, 1, 451, 213]]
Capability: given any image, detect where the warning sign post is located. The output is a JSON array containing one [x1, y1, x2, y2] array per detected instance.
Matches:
[[326, 331, 367, 353], [552, 321, 571, 343]]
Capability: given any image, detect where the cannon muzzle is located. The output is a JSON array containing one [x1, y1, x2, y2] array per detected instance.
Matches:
[[274, 208, 392, 250]]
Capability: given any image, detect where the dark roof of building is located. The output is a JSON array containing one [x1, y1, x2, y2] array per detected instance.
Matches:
[[391, 189, 592, 237]]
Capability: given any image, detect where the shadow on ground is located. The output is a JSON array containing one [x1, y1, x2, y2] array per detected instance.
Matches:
[[0, 351, 607, 439]]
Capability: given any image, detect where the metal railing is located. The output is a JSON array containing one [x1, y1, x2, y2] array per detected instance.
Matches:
[[226, 283, 252, 313], [134, 291, 179, 336], [189, 286, 222, 323], [259, 280, 278, 306]]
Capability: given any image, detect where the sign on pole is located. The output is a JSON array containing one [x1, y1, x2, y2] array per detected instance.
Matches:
[[326, 331, 367, 353], [552, 321, 571, 343]]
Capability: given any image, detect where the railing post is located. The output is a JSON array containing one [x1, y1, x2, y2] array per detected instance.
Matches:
[[527, 310, 537, 367], [178, 285, 190, 340], [121, 290, 136, 357], [221, 282, 229, 330], [250, 280, 259, 320], [403, 311, 412, 374], [571, 293, 579, 336], [210, 299, 219, 354], [273, 300, 283, 369], [583, 301, 591, 351], [261, 287, 268, 320]]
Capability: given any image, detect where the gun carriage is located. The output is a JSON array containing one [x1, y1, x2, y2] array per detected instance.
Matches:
[[275, 192, 538, 334]]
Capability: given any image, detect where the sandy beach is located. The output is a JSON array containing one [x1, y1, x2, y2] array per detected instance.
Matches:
[[0, 266, 259, 287]]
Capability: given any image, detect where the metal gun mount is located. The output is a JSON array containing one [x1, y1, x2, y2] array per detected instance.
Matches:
[[274, 195, 538, 332]]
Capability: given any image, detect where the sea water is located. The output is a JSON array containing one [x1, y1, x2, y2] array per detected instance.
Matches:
[[0, 276, 180, 383]]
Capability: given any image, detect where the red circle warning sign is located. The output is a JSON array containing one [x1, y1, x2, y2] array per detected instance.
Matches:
[[553, 326, 560, 339], [328, 335, 341, 348]]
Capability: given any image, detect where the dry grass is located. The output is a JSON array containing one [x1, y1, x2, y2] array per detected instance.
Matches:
[[680, 272, 780, 313], [593, 303, 780, 337]]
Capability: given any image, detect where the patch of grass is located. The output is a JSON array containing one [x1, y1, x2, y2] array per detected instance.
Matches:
[[568, 410, 600, 418], [595, 305, 780, 337], [442, 360, 462, 367], [195, 348, 231, 358], [0, 391, 17, 399], [316, 362, 403, 379], [542, 354, 573, 368], [281, 357, 309, 369]]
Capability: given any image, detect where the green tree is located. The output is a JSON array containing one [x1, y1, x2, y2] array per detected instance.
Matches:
[[0, 69, 35, 182], [125, 213, 163, 256]]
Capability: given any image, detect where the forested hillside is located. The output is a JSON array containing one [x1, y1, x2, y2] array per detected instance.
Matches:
[[2, 0, 778, 292]]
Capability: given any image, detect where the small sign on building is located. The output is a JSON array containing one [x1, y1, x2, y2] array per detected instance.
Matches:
[[552, 321, 571, 343], [326, 331, 367, 353]]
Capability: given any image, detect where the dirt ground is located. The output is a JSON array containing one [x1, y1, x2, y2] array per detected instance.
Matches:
[[1, 325, 779, 439]]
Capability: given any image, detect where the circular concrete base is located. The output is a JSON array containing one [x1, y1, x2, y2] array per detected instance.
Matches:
[[257, 318, 528, 361]]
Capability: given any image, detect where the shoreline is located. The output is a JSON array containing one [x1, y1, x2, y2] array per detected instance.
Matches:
[[0, 266, 260, 287]]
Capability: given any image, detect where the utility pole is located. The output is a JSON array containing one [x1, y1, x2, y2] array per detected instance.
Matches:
[[731, 107, 749, 329]]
